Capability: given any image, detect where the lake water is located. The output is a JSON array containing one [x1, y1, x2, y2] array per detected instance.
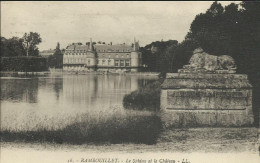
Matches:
[[0, 74, 158, 131]]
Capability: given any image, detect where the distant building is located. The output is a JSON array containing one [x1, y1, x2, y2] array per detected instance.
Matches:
[[39, 49, 55, 58], [63, 38, 142, 72], [40, 49, 65, 58]]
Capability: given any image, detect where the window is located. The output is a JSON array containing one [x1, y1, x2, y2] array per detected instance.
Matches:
[[116, 54, 118, 58], [88, 60, 90, 65], [115, 60, 119, 67], [102, 60, 105, 65], [125, 60, 130, 67], [108, 60, 111, 66], [120, 60, 124, 67]]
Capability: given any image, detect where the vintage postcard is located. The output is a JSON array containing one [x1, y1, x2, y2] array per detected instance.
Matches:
[[1, 1, 259, 163]]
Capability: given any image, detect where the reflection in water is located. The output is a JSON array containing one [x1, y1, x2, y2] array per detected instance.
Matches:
[[53, 78, 63, 100], [62, 75, 153, 110], [1, 79, 39, 103], [0, 74, 157, 111]]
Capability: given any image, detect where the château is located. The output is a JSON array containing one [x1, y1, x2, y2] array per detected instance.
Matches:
[[63, 38, 142, 72]]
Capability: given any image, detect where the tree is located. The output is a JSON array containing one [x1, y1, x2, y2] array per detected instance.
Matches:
[[1, 37, 26, 57], [140, 40, 178, 72], [22, 32, 42, 56], [188, 1, 228, 56], [206, 1, 224, 17], [47, 42, 63, 68], [53, 42, 63, 68], [54, 42, 61, 54]]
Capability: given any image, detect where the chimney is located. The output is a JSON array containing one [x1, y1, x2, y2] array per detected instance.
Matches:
[[89, 38, 93, 51], [133, 37, 136, 51]]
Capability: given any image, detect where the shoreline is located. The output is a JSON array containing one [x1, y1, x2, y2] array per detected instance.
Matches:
[[0, 71, 160, 76]]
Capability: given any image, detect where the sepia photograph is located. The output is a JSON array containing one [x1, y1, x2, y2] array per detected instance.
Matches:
[[0, 1, 259, 163]]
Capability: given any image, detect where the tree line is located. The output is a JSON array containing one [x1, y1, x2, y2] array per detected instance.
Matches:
[[0, 32, 48, 71], [142, 2, 259, 77], [1, 32, 42, 57], [1, 32, 64, 69]]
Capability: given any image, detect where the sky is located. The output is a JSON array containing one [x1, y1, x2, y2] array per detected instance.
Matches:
[[1, 1, 240, 51]]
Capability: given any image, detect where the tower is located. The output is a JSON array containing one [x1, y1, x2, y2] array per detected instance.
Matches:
[[130, 38, 141, 72]]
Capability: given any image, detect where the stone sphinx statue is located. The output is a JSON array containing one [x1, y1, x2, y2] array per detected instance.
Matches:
[[181, 47, 236, 73], [161, 48, 253, 127]]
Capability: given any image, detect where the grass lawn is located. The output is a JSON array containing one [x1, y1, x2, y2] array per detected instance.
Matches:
[[1, 127, 258, 153]]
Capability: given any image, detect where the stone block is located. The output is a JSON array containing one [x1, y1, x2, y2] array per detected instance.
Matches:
[[160, 73, 254, 128]]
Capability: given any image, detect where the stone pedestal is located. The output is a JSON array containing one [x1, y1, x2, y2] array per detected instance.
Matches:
[[160, 73, 254, 128]]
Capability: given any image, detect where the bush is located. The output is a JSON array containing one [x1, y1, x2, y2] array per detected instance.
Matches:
[[123, 80, 163, 111], [0, 56, 47, 72]]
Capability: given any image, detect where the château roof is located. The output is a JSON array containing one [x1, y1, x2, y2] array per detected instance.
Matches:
[[66, 45, 88, 50], [95, 44, 132, 52], [66, 43, 135, 52]]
